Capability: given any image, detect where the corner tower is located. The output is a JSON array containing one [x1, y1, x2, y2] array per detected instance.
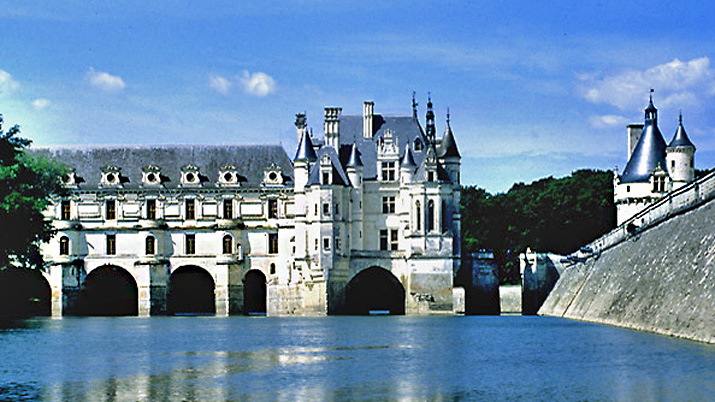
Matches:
[[666, 113, 696, 189]]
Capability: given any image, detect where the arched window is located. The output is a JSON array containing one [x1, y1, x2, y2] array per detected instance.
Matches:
[[415, 201, 421, 231], [145, 236, 155, 255], [270, 263, 276, 275], [427, 200, 435, 232], [222, 235, 233, 254], [59, 236, 70, 255]]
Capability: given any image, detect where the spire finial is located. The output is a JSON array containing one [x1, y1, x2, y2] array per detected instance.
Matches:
[[446, 107, 450, 124], [679, 110, 683, 124], [649, 87, 654, 102], [412, 91, 418, 119]]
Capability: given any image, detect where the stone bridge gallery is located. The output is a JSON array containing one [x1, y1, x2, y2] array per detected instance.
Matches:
[[5, 98, 462, 317]]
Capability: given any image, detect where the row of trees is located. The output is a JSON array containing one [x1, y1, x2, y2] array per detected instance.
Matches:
[[461, 170, 617, 284]]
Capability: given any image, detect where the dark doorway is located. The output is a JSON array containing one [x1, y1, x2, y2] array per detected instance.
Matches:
[[343, 267, 405, 315], [167, 266, 215, 316], [243, 270, 266, 315], [80, 265, 138, 316], [0, 268, 51, 317]]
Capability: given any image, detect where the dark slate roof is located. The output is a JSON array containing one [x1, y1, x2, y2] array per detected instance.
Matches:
[[307, 147, 350, 186], [667, 116, 696, 149], [337, 115, 427, 179], [619, 121, 667, 183], [294, 130, 318, 162], [438, 123, 460, 158], [30, 144, 293, 189]]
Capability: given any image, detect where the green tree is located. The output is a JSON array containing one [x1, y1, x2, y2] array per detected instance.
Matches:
[[461, 169, 616, 284], [0, 115, 67, 270]]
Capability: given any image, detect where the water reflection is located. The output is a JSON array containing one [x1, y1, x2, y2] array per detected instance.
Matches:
[[1, 317, 714, 401]]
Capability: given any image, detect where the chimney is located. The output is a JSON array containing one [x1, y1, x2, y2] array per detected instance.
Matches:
[[627, 124, 644, 160], [295, 113, 307, 143], [363, 101, 374, 139], [324, 107, 342, 151]]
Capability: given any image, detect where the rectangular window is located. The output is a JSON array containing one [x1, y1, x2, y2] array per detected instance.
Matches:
[[323, 237, 331, 251], [381, 161, 396, 181], [185, 234, 195, 255], [390, 229, 399, 251], [106, 234, 116, 255], [335, 238, 341, 251], [428, 171, 435, 182], [106, 200, 116, 220], [323, 202, 331, 216], [268, 199, 278, 219], [223, 199, 233, 219], [322, 171, 331, 185], [382, 196, 396, 213], [380, 229, 389, 251], [147, 199, 156, 219], [315, 238, 319, 251], [145, 236, 155, 255], [185, 199, 195, 220], [335, 203, 339, 216], [268, 233, 279, 254], [61, 200, 71, 220]]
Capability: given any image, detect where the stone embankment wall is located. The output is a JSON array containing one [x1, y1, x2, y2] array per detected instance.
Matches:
[[539, 175, 715, 343]]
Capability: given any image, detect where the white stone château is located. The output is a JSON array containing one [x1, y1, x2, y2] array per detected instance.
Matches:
[[36, 98, 461, 316], [614, 95, 696, 226]]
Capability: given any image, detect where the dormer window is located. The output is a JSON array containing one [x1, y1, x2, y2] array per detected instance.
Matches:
[[262, 163, 285, 186], [62, 169, 79, 187], [100, 165, 123, 187], [218, 163, 241, 187], [414, 138, 423, 152], [180, 164, 202, 187], [381, 161, 396, 181], [142, 164, 163, 186]]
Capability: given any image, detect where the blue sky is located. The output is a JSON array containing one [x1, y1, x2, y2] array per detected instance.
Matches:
[[1, 1, 715, 193]]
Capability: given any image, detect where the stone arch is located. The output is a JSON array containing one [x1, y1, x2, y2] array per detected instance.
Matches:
[[343, 266, 405, 315], [243, 269, 267, 315], [0, 268, 51, 317], [167, 265, 215, 316], [79, 265, 138, 316]]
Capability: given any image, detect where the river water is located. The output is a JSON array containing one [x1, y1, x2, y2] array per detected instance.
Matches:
[[0, 316, 713, 401]]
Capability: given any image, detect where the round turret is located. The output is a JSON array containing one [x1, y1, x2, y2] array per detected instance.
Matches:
[[666, 114, 696, 187]]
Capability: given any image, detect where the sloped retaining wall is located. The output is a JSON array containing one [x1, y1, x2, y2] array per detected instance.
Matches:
[[539, 198, 715, 344]]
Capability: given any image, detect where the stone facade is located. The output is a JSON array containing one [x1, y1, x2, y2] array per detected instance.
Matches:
[[614, 96, 696, 225], [36, 98, 461, 316]]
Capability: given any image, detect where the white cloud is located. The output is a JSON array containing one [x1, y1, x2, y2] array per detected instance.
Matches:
[[32, 98, 51, 110], [87, 67, 126, 92], [0, 69, 20, 95], [589, 114, 628, 129], [209, 74, 232, 94], [239, 70, 276, 97], [581, 57, 715, 111]]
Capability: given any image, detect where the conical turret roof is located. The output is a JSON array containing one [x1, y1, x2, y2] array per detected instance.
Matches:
[[668, 114, 695, 149], [620, 119, 667, 183], [346, 144, 363, 167], [438, 120, 460, 158], [294, 130, 317, 162], [401, 144, 416, 167]]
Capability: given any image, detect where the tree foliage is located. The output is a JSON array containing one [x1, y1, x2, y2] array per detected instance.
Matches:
[[461, 169, 616, 284], [0, 115, 67, 270]]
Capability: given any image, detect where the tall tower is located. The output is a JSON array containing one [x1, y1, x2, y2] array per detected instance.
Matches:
[[666, 113, 696, 189]]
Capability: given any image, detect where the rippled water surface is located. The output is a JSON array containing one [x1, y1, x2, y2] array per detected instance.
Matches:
[[1, 316, 714, 401]]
